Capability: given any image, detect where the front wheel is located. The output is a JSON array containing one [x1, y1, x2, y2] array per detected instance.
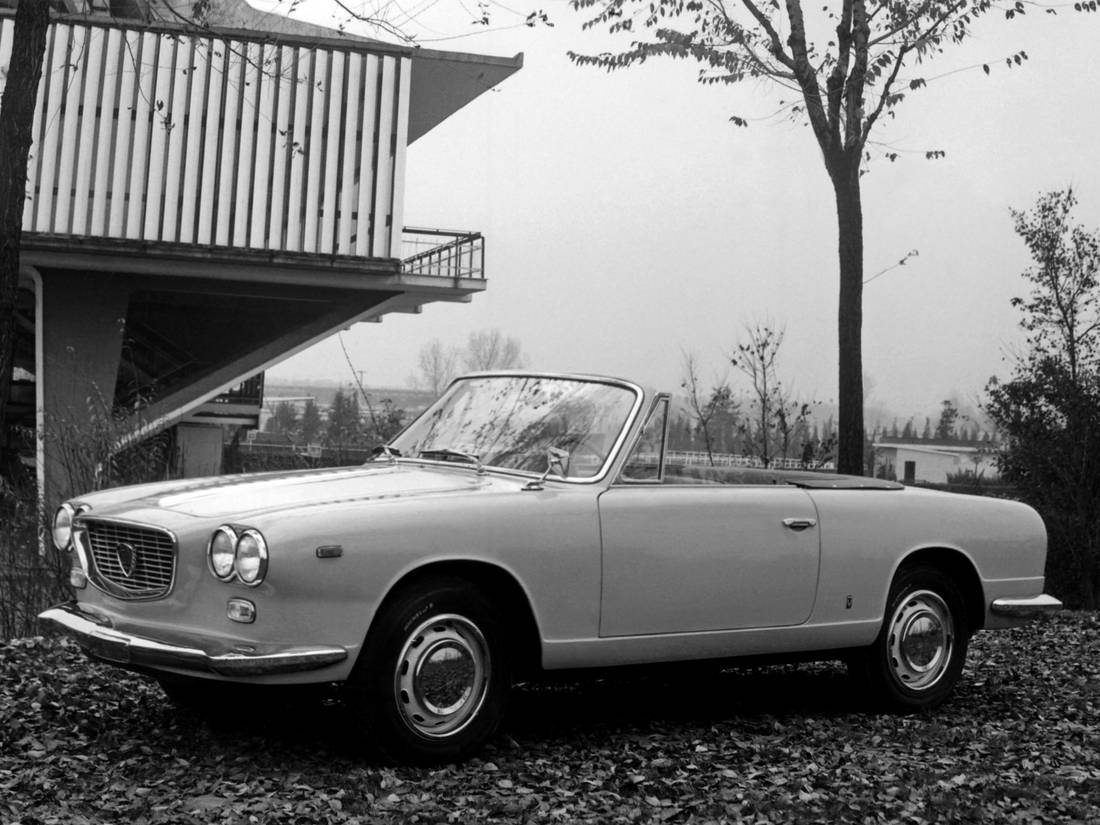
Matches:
[[348, 577, 509, 764], [851, 565, 970, 710]]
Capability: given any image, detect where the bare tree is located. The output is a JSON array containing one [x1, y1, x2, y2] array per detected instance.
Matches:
[[730, 322, 814, 468], [413, 338, 460, 396], [732, 324, 784, 468], [462, 329, 525, 372], [1009, 187, 1100, 386], [680, 352, 734, 466]]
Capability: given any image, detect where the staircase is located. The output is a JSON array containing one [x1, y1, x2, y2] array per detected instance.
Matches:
[[114, 321, 199, 414]]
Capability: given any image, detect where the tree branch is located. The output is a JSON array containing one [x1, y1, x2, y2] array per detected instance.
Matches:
[[842, 0, 870, 151], [867, 0, 934, 48], [705, 0, 795, 79], [826, 0, 855, 140], [776, 0, 834, 154], [861, 44, 908, 143], [737, 0, 795, 70]]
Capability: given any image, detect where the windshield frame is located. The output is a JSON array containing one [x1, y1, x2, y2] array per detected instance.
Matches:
[[385, 371, 646, 484]]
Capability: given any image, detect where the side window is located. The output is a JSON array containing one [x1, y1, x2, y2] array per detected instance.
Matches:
[[620, 398, 668, 482]]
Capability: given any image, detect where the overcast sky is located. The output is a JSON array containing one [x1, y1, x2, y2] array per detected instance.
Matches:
[[258, 0, 1100, 419]]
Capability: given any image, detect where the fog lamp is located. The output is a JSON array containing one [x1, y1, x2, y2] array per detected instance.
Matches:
[[69, 568, 87, 589], [227, 598, 256, 624]]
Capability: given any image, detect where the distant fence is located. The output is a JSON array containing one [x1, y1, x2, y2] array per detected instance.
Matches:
[[666, 450, 835, 471]]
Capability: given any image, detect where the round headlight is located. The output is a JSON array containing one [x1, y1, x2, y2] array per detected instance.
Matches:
[[208, 526, 238, 581], [234, 530, 268, 586], [52, 504, 75, 551]]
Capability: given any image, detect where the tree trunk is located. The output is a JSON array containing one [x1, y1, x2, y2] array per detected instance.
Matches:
[[0, 1, 50, 471], [831, 161, 865, 476]]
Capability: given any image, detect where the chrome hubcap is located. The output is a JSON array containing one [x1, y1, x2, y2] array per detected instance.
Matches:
[[887, 589, 954, 691], [394, 614, 490, 738]]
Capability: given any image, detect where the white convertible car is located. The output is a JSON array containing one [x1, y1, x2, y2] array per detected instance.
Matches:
[[41, 372, 1060, 763]]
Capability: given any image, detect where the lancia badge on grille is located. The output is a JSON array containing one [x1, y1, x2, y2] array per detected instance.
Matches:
[[115, 542, 137, 579]]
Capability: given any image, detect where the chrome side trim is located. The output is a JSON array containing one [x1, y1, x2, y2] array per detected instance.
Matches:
[[990, 594, 1063, 619], [38, 604, 347, 677]]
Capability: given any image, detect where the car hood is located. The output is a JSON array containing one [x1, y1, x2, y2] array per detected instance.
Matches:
[[78, 462, 499, 521]]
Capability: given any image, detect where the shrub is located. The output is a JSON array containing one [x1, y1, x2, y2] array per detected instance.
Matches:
[[0, 478, 66, 640], [984, 188, 1100, 610], [986, 362, 1100, 609]]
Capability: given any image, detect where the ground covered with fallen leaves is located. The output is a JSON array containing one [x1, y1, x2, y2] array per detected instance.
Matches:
[[2, 613, 1097, 824]]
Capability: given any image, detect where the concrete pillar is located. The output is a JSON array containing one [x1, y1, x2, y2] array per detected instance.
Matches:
[[39, 269, 130, 508], [176, 423, 224, 478]]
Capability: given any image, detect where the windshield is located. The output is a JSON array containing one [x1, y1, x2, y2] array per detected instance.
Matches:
[[389, 375, 640, 479]]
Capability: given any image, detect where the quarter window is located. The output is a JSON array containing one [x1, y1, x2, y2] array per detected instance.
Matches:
[[620, 398, 669, 482]]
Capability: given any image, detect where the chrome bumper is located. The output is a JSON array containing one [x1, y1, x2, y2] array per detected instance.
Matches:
[[990, 594, 1063, 619], [39, 603, 348, 677]]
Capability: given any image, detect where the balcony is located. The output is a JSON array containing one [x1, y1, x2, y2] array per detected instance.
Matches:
[[7, 15, 411, 261], [401, 228, 485, 282]]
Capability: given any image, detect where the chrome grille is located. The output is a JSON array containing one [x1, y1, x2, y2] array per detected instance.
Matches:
[[82, 519, 176, 600]]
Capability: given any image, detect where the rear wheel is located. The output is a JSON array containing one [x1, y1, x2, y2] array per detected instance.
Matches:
[[349, 577, 509, 764], [852, 565, 969, 710]]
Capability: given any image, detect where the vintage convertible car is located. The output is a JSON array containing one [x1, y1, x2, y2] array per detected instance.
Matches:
[[40, 372, 1060, 763]]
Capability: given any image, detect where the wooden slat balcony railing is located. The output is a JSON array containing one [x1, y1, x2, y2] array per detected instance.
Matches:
[[0, 14, 410, 260]]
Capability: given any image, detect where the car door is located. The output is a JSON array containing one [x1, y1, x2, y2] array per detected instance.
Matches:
[[596, 397, 821, 637], [597, 483, 822, 636]]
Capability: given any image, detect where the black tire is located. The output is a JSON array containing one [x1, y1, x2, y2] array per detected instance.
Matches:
[[349, 577, 510, 764], [851, 564, 970, 711]]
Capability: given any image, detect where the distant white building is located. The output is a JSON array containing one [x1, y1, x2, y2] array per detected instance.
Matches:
[[872, 437, 1000, 485]]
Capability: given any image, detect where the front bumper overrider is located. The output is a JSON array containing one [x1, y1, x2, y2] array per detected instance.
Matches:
[[39, 602, 347, 677]]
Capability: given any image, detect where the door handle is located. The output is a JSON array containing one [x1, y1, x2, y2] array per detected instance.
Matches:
[[782, 517, 817, 531]]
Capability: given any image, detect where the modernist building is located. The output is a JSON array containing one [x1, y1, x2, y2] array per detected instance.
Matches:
[[0, 0, 521, 502]]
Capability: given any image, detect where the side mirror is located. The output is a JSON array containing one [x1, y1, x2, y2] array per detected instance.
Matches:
[[523, 446, 570, 491]]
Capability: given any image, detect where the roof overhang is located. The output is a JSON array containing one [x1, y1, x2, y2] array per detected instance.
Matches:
[[407, 48, 523, 143]]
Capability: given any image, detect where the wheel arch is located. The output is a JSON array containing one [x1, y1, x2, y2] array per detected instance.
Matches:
[[896, 546, 985, 632], [367, 559, 543, 679]]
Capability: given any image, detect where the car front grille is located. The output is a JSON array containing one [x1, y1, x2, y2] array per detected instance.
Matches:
[[81, 519, 176, 600]]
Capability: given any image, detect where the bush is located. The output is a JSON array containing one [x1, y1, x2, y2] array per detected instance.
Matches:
[[0, 479, 67, 640], [986, 361, 1100, 610], [984, 189, 1100, 610]]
